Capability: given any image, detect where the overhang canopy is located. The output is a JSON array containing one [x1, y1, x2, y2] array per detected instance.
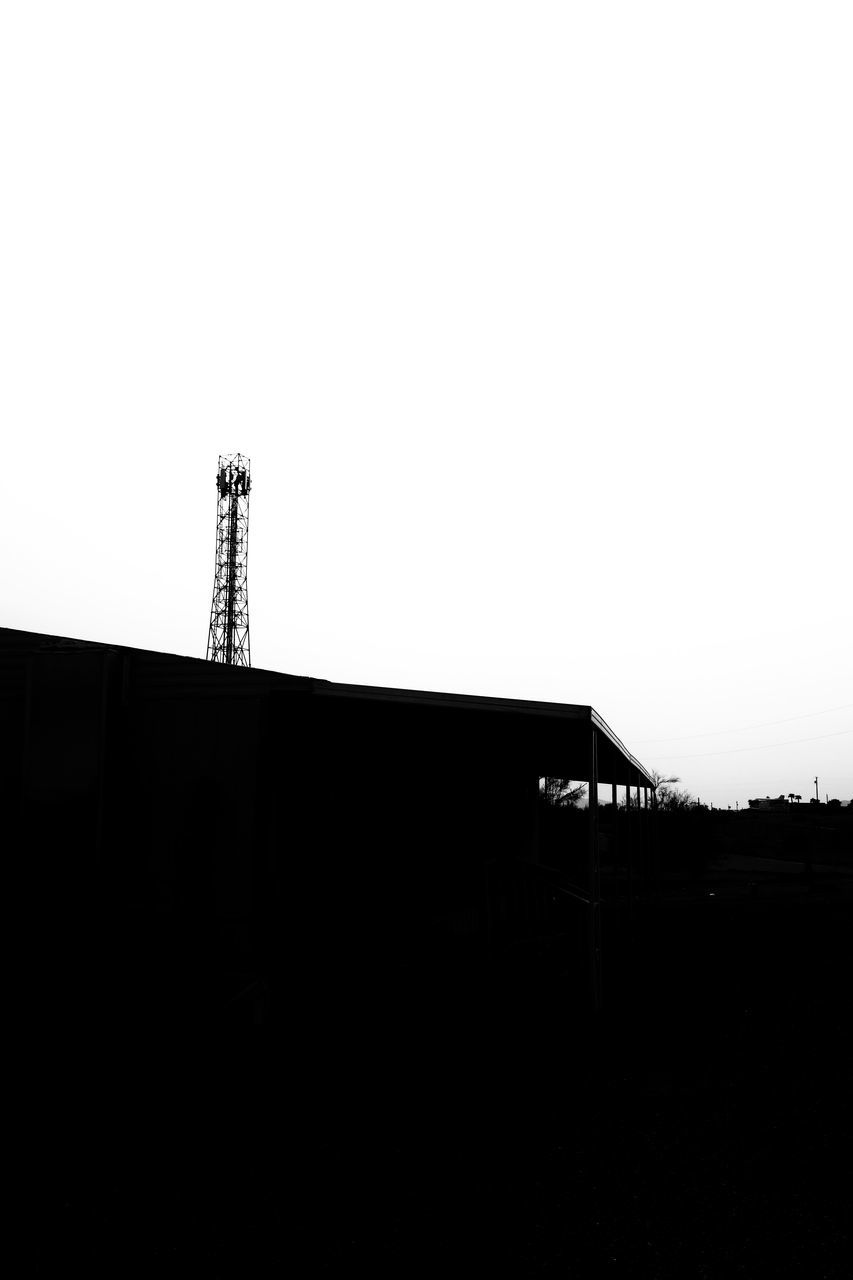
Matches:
[[0, 627, 654, 789]]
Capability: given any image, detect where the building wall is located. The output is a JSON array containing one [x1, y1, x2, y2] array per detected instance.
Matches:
[[3, 633, 626, 1039]]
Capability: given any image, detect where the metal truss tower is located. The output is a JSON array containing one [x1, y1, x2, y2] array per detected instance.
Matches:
[[207, 454, 252, 666]]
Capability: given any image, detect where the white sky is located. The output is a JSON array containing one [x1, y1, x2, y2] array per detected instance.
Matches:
[[2, 3, 851, 808]]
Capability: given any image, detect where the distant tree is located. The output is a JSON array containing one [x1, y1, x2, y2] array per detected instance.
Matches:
[[787, 793, 796, 804], [541, 777, 587, 807], [657, 786, 697, 812], [649, 769, 696, 812], [795, 795, 802, 804]]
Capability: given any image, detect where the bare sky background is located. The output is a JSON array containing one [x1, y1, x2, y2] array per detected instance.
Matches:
[[2, 3, 851, 808]]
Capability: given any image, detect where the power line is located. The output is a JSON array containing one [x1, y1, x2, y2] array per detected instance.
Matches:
[[652, 727, 853, 760], [633, 702, 853, 745], [697, 775, 852, 784]]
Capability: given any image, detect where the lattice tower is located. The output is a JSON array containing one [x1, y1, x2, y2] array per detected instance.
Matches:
[[207, 454, 251, 666]]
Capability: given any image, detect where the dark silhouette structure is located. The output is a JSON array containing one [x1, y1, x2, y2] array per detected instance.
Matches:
[[3, 624, 655, 1044], [206, 454, 251, 665], [10, 626, 852, 1274]]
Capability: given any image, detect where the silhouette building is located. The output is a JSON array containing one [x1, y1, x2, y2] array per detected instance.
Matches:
[[3, 625, 655, 1040]]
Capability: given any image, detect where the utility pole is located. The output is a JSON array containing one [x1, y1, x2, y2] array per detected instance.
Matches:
[[814, 776, 819, 803], [207, 454, 252, 666]]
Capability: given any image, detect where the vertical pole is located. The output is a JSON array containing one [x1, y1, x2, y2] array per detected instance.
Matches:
[[642, 784, 649, 895], [652, 785, 660, 886], [611, 780, 618, 891], [589, 727, 602, 1013], [623, 773, 631, 898], [627, 776, 635, 922], [630, 773, 637, 885]]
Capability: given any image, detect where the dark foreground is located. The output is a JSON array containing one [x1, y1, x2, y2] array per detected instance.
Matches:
[[27, 886, 853, 1277]]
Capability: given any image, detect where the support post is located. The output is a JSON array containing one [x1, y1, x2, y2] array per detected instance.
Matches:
[[636, 779, 643, 883], [589, 727, 602, 1013], [642, 784, 649, 893], [611, 780, 619, 892], [627, 775, 635, 922], [623, 774, 632, 901], [652, 785, 660, 886]]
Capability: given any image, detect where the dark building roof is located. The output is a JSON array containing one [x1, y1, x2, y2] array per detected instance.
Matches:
[[0, 625, 654, 788]]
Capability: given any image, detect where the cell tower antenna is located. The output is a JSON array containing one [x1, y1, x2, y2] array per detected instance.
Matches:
[[207, 454, 252, 666]]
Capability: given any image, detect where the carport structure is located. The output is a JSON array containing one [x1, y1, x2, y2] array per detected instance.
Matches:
[[277, 681, 658, 1016], [1, 626, 657, 1027]]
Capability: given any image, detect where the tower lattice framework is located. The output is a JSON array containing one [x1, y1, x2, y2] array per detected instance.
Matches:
[[207, 454, 252, 666]]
